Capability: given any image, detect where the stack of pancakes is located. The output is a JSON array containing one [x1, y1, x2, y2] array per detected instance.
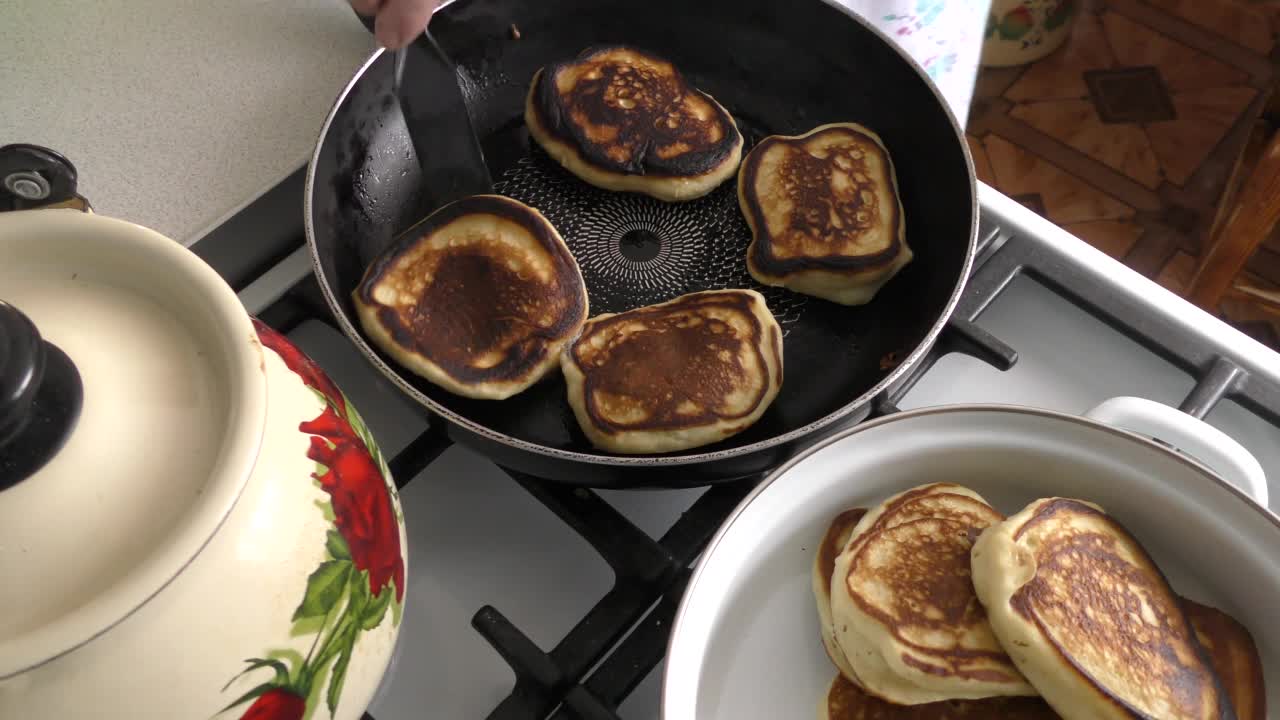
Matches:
[[813, 484, 1265, 719]]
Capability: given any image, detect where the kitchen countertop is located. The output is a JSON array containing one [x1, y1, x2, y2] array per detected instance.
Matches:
[[1, 0, 376, 245]]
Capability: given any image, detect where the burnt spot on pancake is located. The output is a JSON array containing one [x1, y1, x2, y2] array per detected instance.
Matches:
[[1009, 499, 1231, 719], [823, 674, 1057, 719], [354, 195, 587, 391], [569, 291, 772, 434], [532, 46, 741, 178], [742, 124, 904, 275]]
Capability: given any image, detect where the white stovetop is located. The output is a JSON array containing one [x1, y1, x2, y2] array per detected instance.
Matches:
[[280, 191, 1280, 719]]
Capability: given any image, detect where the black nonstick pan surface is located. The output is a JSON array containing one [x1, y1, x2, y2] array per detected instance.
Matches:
[[305, 0, 977, 487]]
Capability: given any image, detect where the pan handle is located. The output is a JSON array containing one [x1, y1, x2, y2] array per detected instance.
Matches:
[[1084, 396, 1268, 507], [0, 144, 92, 214]]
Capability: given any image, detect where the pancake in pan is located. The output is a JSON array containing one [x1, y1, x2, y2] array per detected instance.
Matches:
[[353, 194, 588, 400], [970, 497, 1235, 720], [525, 45, 745, 202], [828, 484, 1036, 703], [739, 123, 912, 306], [560, 288, 783, 454]]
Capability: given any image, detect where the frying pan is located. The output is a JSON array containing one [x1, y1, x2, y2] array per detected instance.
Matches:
[[304, 0, 977, 487]]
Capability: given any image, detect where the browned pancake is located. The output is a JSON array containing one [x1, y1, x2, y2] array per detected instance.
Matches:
[[840, 519, 1030, 692], [821, 674, 1057, 720], [1184, 599, 1266, 720], [841, 486, 999, 566], [560, 288, 783, 454], [353, 194, 588, 400], [813, 508, 869, 683], [819, 600, 1261, 720], [525, 46, 744, 201], [827, 483, 1032, 703], [739, 123, 911, 306], [971, 498, 1234, 720]]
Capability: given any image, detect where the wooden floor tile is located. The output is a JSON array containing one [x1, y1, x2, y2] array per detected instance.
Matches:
[[1123, 226, 1181, 277], [1142, 0, 1274, 55], [984, 134, 1134, 224], [1005, 13, 1116, 102], [1146, 86, 1259, 185], [1011, 99, 1163, 188], [978, 0, 1277, 350], [1155, 249, 1197, 291], [1063, 219, 1145, 258], [1104, 11, 1251, 91]]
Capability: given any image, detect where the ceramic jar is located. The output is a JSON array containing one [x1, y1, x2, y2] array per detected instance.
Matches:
[[981, 0, 1078, 68], [0, 145, 406, 719]]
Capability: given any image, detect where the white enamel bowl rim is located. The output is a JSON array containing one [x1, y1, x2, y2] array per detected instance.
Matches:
[[660, 402, 1280, 717]]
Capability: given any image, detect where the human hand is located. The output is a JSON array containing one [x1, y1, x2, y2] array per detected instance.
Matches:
[[349, 0, 441, 50]]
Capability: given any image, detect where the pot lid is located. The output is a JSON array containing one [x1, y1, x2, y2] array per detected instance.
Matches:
[[0, 157, 266, 678]]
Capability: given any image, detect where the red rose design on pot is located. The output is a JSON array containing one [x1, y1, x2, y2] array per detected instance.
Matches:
[[238, 689, 306, 720], [302, 406, 405, 602], [219, 322, 403, 719], [252, 318, 346, 412]]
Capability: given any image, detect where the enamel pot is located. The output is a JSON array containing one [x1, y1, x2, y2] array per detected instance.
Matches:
[[662, 398, 1276, 719], [0, 145, 407, 719]]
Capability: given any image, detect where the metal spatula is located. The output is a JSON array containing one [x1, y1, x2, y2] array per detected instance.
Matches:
[[392, 31, 494, 215]]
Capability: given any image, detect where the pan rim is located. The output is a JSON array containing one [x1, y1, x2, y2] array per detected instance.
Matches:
[[303, 0, 979, 468]]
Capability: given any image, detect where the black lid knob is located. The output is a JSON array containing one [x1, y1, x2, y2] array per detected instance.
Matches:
[[0, 301, 83, 491]]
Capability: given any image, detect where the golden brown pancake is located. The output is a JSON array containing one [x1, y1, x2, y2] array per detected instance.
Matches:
[[1184, 599, 1266, 720], [813, 507, 868, 684], [353, 194, 588, 400], [813, 485, 996, 692], [828, 484, 1035, 703], [820, 674, 1057, 720], [840, 484, 996, 567], [817, 599, 1265, 720], [739, 123, 912, 306], [560, 288, 782, 454], [525, 46, 744, 202], [971, 498, 1235, 720]]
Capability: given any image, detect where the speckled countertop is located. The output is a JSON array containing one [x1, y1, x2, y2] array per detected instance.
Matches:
[[1, 0, 377, 245]]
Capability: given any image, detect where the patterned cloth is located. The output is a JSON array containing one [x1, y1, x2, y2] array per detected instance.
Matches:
[[834, 0, 992, 124]]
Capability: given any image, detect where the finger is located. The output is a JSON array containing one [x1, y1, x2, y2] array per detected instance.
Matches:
[[349, 0, 383, 17], [374, 0, 440, 49]]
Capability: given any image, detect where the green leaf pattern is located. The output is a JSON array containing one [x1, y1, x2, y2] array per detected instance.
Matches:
[[218, 371, 403, 719], [292, 561, 353, 622]]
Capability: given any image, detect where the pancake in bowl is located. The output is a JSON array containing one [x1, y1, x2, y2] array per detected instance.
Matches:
[[1183, 599, 1266, 720], [353, 194, 588, 400], [827, 483, 1036, 704], [560, 288, 782, 454], [817, 599, 1263, 719], [739, 123, 911, 306], [525, 45, 744, 202], [970, 497, 1235, 720], [813, 507, 869, 685], [819, 673, 1056, 720]]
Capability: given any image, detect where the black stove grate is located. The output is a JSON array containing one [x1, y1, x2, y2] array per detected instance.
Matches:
[[218, 204, 1280, 720]]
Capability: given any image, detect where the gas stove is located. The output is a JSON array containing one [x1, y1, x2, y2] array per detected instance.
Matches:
[[191, 179, 1280, 720]]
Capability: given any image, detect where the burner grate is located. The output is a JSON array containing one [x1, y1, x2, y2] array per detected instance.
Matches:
[[209, 193, 1280, 719]]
